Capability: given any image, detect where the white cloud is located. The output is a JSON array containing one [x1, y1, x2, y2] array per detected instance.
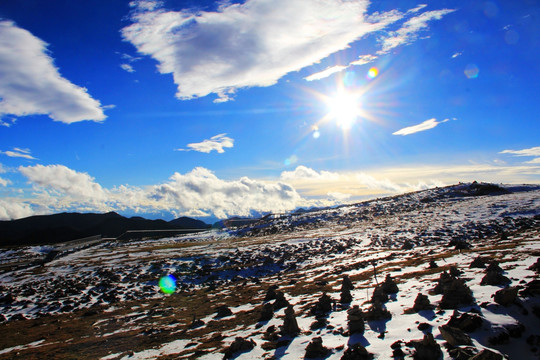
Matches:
[[452, 52, 462, 58], [1, 147, 36, 160], [120, 63, 135, 73], [350, 54, 379, 66], [0, 21, 106, 124], [19, 164, 107, 201], [122, 0, 404, 102], [500, 146, 540, 157], [379, 9, 455, 54], [0, 199, 34, 220], [305, 65, 347, 82], [392, 118, 451, 136], [0, 117, 16, 127], [526, 158, 540, 164], [177, 133, 234, 153], [280, 165, 339, 181]]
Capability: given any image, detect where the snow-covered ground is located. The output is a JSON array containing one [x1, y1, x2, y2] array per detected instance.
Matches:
[[0, 183, 539, 359]]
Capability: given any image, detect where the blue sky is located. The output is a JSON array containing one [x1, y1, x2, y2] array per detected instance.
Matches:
[[0, 0, 538, 221]]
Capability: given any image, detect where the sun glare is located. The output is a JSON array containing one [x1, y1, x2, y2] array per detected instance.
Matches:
[[326, 91, 362, 129]]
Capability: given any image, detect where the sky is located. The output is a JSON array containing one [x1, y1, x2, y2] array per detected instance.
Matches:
[[0, 0, 538, 222]]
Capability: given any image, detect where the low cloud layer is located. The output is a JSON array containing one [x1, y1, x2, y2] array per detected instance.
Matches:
[[0, 21, 107, 124], [177, 134, 234, 154], [122, 0, 404, 102]]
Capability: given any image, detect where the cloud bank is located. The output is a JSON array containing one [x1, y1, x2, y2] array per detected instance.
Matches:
[[0, 21, 107, 124], [122, 0, 403, 102], [177, 134, 234, 153]]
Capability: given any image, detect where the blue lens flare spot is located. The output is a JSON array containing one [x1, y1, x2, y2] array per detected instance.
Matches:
[[159, 274, 177, 294]]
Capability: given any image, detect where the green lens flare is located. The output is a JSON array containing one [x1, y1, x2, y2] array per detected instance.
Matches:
[[159, 274, 177, 294]]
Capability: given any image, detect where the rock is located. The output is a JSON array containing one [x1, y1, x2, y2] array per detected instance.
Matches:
[[410, 333, 442, 360], [381, 274, 399, 294], [469, 349, 504, 360], [439, 278, 475, 309], [340, 343, 374, 360], [281, 305, 300, 336], [215, 305, 233, 318], [446, 311, 483, 332], [364, 301, 392, 321], [264, 285, 278, 301], [310, 316, 328, 330], [486, 261, 503, 273], [493, 287, 518, 306], [258, 302, 274, 322], [311, 293, 333, 316], [439, 325, 472, 346], [391, 341, 405, 359], [342, 275, 354, 291], [371, 286, 389, 304], [305, 337, 329, 359], [505, 322, 525, 338], [402, 240, 414, 250], [347, 305, 364, 334], [470, 256, 487, 269], [448, 346, 478, 360], [429, 260, 438, 269], [413, 293, 434, 312], [223, 337, 255, 359], [340, 287, 352, 304], [418, 323, 431, 332], [481, 271, 511, 286], [0, 293, 16, 304], [528, 258, 540, 273], [449, 266, 463, 278], [273, 291, 289, 310], [520, 279, 540, 297]]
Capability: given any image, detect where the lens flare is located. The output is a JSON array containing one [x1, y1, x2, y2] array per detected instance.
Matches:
[[159, 274, 177, 294], [367, 67, 379, 79], [464, 64, 479, 79]]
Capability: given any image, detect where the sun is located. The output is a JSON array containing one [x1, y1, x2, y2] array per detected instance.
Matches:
[[325, 91, 362, 129]]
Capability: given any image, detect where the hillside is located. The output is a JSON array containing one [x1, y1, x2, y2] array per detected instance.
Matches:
[[0, 212, 211, 246], [0, 182, 539, 359]]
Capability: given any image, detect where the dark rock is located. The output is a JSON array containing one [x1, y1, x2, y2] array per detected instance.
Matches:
[[505, 322, 525, 338], [439, 325, 472, 346], [310, 316, 328, 330], [273, 291, 289, 310], [402, 240, 414, 250], [446, 311, 483, 332], [347, 305, 364, 334], [493, 287, 518, 306], [340, 343, 374, 360], [264, 285, 278, 301], [481, 271, 511, 286], [439, 278, 475, 309], [488, 330, 510, 345], [470, 257, 487, 269], [371, 286, 389, 304], [311, 293, 333, 316], [448, 347, 478, 360], [0, 293, 15, 304], [413, 293, 434, 312], [410, 333, 442, 360], [391, 341, 405, 358], [381, 274, 399, 294], [305, 337, 330, 359], [449, 266, 463, 278], [486, 262, 503, 274], [520, 279, 540, 297], [215, 305, 233, 318], [342, 275, 354, 291], [258, 302, 274, 322], [528, 258, 540, 273], [364, 301, 392, 321], [281, 305, 300, 336], [469, 349, 504, 360], [223, 337, 255, 359], [429, 260, 438, 269], [418, 323, 431, 332], [340, 287, 353, 304]]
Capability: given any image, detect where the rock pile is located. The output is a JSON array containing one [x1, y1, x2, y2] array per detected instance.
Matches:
[[347, 305, 364, 334], [305, 337, 329, 359]]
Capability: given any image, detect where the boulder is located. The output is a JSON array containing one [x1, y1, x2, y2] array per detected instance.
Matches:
[[340, 343, 374, 360], [311, 293, 333, 316], [215, 305, 233, 318], [446, 310, 483, 332], [258, 302, 274, 322], [347, 305, 364, 334], [413, 293, 434, 312], [410, 333, 442, 360], [469, 349, 504, 360], [223, 337, 255, 359], [281, 305, 300, 336], [439, 325, 473, 346], [305, 337, 329, 359], [481, 271, 511, 286], [493, 287, 518, 306]]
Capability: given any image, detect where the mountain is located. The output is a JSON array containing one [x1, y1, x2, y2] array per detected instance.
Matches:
[[0, 212, 210, 246]]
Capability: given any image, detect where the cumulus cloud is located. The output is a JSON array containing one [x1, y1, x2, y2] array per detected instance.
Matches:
[[392, 118, 451, 136], [177, 134, 234, 153], [1, 147, 36, 160], [19, 164, 107, 201], [0, 199, 34, 220], [122, 0, 404, 102], [0, 21, 106, 123], [500, 146, 540, 157], [280, 165, 339, 181]]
